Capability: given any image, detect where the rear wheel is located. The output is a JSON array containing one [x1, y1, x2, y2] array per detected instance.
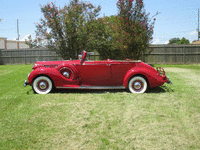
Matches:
[[32, 76, 53, 94], [128, 76, 147, 93]]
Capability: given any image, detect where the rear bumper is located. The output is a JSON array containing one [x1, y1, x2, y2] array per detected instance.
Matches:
[[161, 76, 172, 85], [157, 67, 172, 85], [166, 77, 172, 84]]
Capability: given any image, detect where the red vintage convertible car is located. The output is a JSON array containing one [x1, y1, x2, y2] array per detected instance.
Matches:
[[24, 50, 171, 94]]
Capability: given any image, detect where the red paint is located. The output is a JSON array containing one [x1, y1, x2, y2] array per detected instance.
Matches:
[[26, 50, 171, 92]]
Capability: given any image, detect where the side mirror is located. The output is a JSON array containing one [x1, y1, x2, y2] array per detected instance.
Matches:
[[78, 55, 82, 60]]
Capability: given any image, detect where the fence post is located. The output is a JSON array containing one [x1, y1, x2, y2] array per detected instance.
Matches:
[[24, 49, 26, 64], [10, 50, 12, 64], [163, 44, 166, 64], [196, 45, 199, 63], [0, 49, 2, 65], [183, 45, 186, 64]]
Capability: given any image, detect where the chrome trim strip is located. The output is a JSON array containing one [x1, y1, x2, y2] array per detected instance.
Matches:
[[56, 86, 126, 89]]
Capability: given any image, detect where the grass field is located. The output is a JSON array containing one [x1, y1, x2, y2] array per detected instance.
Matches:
[[0, 64, 200, 150]]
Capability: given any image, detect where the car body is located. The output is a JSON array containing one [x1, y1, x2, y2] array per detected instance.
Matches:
[[24, 50, 172, 94]]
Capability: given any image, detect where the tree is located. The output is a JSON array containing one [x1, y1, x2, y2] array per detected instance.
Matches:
[[168, 38, 180, 44], [82, 16, 114, 59], [179, 37, 190, 44], [87, 0, 156, 60], [113, 0, 156, 60], [86, 15, 124, 59], [169, 37, 190, 44], [26, 0, 101, 59], [25, 35, 37, 48]]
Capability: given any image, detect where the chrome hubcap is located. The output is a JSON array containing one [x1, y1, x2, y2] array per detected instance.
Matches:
[[63, 72, 70, 78], [134, 82, 142, 90], [39, 82, 47, 90]]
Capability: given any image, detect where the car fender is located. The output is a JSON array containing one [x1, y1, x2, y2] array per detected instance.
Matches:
[[56, 64, 78, 80], [28, 67, 79, 87], [123, 67, 165, 88]]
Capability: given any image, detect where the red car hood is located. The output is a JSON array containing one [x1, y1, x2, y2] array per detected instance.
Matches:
[[32, 60, 80, 69]]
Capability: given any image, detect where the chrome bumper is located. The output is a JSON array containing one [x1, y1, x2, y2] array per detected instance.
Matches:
[[24, 80, 29, 87], [167, 77, 172, 84], [23, 73, 30, 87]]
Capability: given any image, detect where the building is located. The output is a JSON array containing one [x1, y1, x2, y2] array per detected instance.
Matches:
[[0, 37, 30, 50], [0, 38, 6, 49], [191, 40, 200, 44]]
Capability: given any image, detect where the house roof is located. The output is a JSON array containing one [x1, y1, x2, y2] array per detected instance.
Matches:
[[0, 37, 7, 40], [191, 40, 200, 44]]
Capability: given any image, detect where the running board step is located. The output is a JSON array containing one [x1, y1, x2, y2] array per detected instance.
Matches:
[[56, 86, 126, 89]]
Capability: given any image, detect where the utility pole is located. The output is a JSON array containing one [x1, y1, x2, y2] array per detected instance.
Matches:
[[198, 8, 199, 41], [17, 19, 20, 49]]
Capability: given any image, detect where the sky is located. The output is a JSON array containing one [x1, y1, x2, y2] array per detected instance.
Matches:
[[0, 0, 200, 44]]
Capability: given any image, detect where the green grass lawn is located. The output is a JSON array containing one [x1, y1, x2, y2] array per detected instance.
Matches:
[[0, 64, 200, 150]]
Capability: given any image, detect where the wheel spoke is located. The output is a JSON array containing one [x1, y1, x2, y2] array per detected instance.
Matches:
[[33, 76, 52, 94], [128, 76, 147, 93]]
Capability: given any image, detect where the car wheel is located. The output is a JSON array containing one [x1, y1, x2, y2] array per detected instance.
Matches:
[[128, 76, 147, 93], [32, 76, 53, 94]]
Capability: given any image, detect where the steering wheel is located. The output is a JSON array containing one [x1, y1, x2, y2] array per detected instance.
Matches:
[[81, 50, 87, 63]]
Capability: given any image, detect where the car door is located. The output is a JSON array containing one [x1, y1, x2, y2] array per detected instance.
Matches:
[[79, 61, 112, 86], [110, 61, 133, 86]]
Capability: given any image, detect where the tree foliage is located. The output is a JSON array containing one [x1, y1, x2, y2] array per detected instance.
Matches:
[[26, 0, 101, 59], [169, 37, 190, 44], [27, 0, 156, 60], [114, 0, 156, 60], [87, 15, 125, 60], [83, 0, 157, 60]]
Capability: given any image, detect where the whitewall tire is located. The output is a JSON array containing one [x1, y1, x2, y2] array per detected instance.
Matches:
[[32, 76, 53, 94], [128, 76, 147, 93]]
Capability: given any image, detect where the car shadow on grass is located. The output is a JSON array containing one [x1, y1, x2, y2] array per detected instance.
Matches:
[[51, 86, 173, 94], [147, 85, 174, 93], [52, 89, 127, 94]]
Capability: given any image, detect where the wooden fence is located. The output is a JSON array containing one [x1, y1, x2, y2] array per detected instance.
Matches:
[[146, 44, 200, 64], [0, 44, 200, 65], [0, 48, 62, 65]]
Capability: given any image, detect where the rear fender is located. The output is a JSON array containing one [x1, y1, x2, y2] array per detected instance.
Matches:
[[123, 67, 164, 88]]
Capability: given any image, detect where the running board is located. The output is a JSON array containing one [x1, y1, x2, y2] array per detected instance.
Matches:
[[56, 86, 126, 90]]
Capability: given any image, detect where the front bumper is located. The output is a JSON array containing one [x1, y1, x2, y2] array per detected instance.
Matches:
[[23, 73, 30, 87], [24, 80, 29, 87]]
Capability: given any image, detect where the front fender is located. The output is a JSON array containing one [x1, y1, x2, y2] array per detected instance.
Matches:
[[123, 67, 165, 88], [28, 67, 79, 87]]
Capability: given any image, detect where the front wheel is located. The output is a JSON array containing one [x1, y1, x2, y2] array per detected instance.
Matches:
[[32, 76, 53, 94], [128, 76, 147, 93]]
